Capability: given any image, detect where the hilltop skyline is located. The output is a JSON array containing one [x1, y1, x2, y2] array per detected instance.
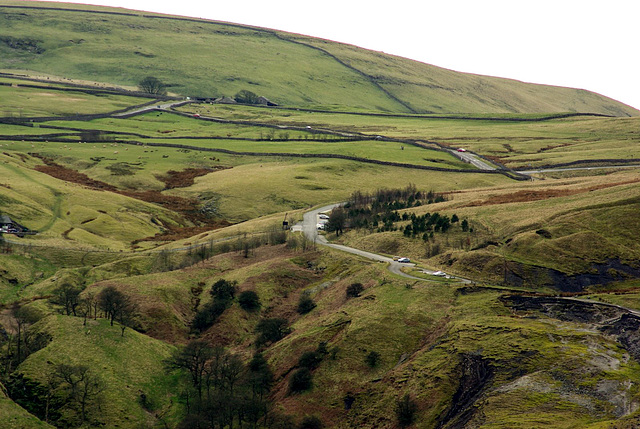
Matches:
[[46, 0, 640, 112]]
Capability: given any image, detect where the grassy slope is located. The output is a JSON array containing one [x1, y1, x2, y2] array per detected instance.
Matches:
[[2, 98, 638, 276], [18, 314, 181, 428], [296, 35, 640, 116], [0, 78, 152, 117], [183, 160, 507, 223], [0, 392, 54, 429], [1, 1, 638, 116], [4, 234, 640, 428], [95, 244, 640, 428], [0, 152, 187, 250], [1, 85, 637, 281]]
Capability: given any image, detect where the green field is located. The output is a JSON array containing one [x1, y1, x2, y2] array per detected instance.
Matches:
[[0, 78, 153, 117], [180, 105, 640, 169]]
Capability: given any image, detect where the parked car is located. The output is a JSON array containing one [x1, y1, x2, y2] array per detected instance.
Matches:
[[397, 257, 411, 263], [316, 223, 326, 230], [431, 271, 447, 277], [318, 214, 330, 220]]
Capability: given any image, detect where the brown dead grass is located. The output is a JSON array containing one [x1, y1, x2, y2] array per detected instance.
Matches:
[[30, 154, 231, 241], [34, 157, 118, 191], [463, 179, 640, 207], [537, 142, 573, 153], [156, 167, 227, 189]]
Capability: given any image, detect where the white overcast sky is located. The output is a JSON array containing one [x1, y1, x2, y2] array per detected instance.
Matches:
[[51, 0, 639, 110]]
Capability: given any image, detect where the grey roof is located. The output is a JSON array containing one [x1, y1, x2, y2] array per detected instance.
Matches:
[[215, 96, 237, 104], [0, 215, 13, 224], [257, 96, 277, 106]]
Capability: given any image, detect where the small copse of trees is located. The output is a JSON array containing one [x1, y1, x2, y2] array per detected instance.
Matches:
[[97, 286, 138, 336], [234, 89, 259, 104], [165, 340, 275, 428], [191, 279, 237, 333], [328, 185, 472, 239]]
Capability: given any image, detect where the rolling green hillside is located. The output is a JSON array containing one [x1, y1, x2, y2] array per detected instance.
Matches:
[[1, 0, 638, 115], [17, 314, 182, 427], [2, 2, 640, 429]]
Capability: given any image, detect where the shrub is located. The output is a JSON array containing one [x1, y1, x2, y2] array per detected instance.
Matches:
[[395, 394, 418, 427], [298, 351, 323, 369], [238, 290, 261, 311], [210, 279, 236, 302], [191, 300, 227, 332], [256, 318, 290, 347], [289, 367, 312, 393], [365, 351, 381, 368], [297, 294, 316, 315], [267, 227, 287, 245], [235, 89, 259, 104], [248, 352, 274, 396], [316, 341, 328, 356], [299, 415, 323, 429], [346, 282, 364, 298], [343, 392, 356, 410]]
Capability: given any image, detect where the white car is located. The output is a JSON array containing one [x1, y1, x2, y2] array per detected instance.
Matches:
[[431, 271, 447, 277], [397, 257, 411, 263], [316, 223, 326, 230], [318, 214, 330, 220]]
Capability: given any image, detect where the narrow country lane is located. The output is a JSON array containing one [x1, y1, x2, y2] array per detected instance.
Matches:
[[113, 100, 191, 117], [454, 151, 496, 170], [298, 205, 640, 321], [301, 204, 468, 282]]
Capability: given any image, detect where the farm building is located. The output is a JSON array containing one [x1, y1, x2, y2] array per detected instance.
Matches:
[[256, 96, 278, 106], [0, 215, 32, 237]]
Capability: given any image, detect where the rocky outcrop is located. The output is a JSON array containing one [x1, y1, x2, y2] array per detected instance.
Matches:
[[438, 353, 493, 429], [504, 258, 640, 293]]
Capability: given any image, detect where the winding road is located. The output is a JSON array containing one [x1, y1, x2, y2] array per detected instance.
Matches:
[[297, 205, 640, 323], [301, 204, 469, 282]]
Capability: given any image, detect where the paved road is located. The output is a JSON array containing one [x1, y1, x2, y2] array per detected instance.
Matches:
[[300, 204, 468, 282], [561, 296, 640, 318], [453, 151, 496, 170], [114, 100, 191, 117], [521, 164, 640, 174]]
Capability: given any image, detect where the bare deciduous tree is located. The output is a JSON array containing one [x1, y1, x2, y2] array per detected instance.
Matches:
[[138, 76, 167, 95]]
